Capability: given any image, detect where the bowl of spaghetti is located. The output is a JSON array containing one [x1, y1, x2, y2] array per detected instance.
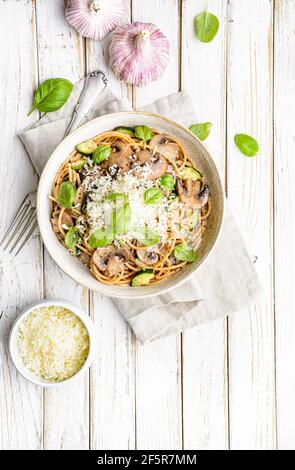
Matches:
[[37, 112, 224, 298]]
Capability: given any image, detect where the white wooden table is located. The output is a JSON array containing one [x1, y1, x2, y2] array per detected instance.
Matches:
[[0, 0, 294, 450]]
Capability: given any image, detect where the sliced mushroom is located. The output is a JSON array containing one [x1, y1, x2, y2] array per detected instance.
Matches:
[[148, 154, 168, 180], [197, 185, 210, 208], [79, 251, 91, 267], [92, 245, 131, 277], [74, 185, 84, 207], [100, 140, 133, 174], [149, 134, 180, 161], [106, 255, 125, 277], [136, 149, 151, 164], [136, 243, 164, 266], [134, 149, 168, 180], [51, 217, 59, 233], [176, 179, 209, 209], [137, 249, 159, 266], [51, 211, 74, 233], [61, 211, 74, 227]]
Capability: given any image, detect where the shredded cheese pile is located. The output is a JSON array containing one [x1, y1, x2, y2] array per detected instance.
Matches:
[[82, 172, 178, 242], [17, 306, 90, 382]]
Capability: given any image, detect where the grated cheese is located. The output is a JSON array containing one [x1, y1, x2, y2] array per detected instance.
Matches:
[[17, 306, 90, 382], [82, 171, 180, 242]]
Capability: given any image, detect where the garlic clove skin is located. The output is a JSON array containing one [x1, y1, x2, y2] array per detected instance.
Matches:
[[109, 22, 170, 87], [66, 0, 125, 41]]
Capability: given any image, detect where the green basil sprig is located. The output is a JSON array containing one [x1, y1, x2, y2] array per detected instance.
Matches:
[[135, 125, 154, 145], [89, 228, 114, 249], [174, 244, 197, 262], [144, 188, 164, 205], [112, 203, 131, 235], [65, 227, 79, 250], [234, 134, 259, 157], [132, 226, 160, 246], [105, 192, 128, 203], [58, 181, 76, 208], [28, 78, 73, 115], [92, 145, 112, 164], [195, 12, 219, 43], [190, 122, 212, 141], [158, 175, 175, 190]]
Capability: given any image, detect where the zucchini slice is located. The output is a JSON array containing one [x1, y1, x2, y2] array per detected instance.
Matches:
[[180, 166, 202, 181], [76, 139, 97, 155], [71, 158, 88, 170], [131, 270, 154, 287]]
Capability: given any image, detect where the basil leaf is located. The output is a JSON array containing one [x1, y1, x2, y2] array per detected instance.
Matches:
[[28, 78, 73, 115], [144, 188, 164, 205], [114, 126, 135, 137], [135, 125, 154, 145], [112, 203, 131, 235], [89, 228, 114, 248], [174, 244, 197, 263], [132, 226, 160, 246], [234, 134, 259, 157], [58, 181, 76, 208], [158, 175, 175, 190], [190, 122, 212, 141], [65, 227, 79, 250], [105, 192, 128, 203], [195, 12, 219, 43], [92, 145, 112, 164]]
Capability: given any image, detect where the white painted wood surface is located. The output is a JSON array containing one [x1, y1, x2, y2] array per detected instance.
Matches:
[[0, 0, 294, 450], [182, 0, 228, 450], [227, 0, 276, 449], [274, 0, 295, 450]]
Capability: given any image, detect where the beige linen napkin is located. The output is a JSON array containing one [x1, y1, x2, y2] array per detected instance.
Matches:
[[19, 80, 262, 343]]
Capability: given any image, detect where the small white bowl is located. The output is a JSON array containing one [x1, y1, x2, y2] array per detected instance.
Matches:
[[9, 299, 97, 388]]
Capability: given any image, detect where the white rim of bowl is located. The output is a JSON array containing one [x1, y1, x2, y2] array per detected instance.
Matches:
[[37, 111, 225, 298], [9, 299, 97, 388]]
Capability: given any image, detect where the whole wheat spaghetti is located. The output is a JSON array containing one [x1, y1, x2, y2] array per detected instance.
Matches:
[[50, 127, 210, 287]]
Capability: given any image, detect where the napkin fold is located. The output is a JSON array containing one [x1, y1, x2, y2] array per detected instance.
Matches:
[[19, 79, 262, 343]]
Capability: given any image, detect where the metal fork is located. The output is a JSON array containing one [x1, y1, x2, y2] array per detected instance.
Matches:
[[0, 191, 37, 256], [0, 70, 108, 258]]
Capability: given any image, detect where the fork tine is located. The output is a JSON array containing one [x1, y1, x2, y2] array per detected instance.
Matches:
[[14, 219, 38, 256], [8, 208, 36, 254], [0, 200, 30, 247], [3, 205, 34, 251]]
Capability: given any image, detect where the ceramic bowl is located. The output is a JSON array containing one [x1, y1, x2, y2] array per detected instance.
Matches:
[[37, 112, 224, 298], [9, 299, 97, 388]]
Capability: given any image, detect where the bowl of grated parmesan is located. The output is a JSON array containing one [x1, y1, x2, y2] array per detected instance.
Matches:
[[9, 299, 97, 387]]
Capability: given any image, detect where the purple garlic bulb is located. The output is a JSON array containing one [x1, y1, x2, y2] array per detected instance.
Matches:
[[109, 21, 170, 87]]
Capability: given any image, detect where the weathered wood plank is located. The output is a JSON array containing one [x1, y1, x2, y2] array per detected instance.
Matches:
[[181, 0, 229, 450], [0, 0, 42, 450], [132, 0, 182, 450], [227, 0, 276, 449], [35, 0, 89, 450], [274, 0, 295, 450], [86, 1, 136, 450]]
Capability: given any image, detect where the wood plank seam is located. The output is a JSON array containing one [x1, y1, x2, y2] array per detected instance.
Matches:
[[33, 0, 45, 451], [272, 0, 278, 450]]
